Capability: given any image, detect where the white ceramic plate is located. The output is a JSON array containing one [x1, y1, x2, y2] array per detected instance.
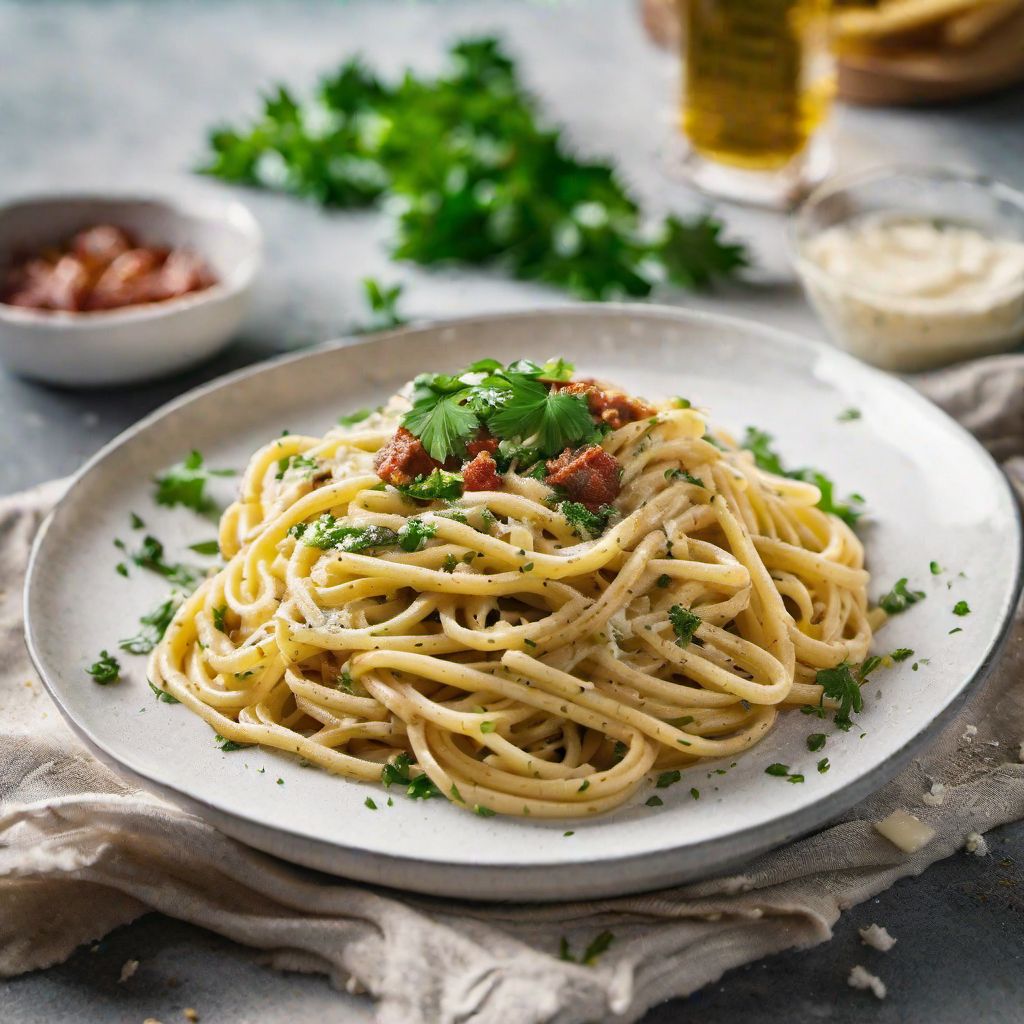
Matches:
[[25, 306, 1022, 901]]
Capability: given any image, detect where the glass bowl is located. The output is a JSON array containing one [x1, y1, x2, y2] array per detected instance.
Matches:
[[791, 166, 1024, 372]]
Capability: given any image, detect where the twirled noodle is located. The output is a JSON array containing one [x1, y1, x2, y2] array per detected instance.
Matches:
[[151, 385, 872, 818]]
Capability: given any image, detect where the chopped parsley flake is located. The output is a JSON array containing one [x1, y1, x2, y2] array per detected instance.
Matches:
[[953, 600, 971, 616], [817, 758, 830, 774], [276, 453, 317, 479], [365, 797, 378, 810], [215, 733, 251, 752], [338, 407, 374, 427], [559, 500, 615, 539], [816, 662, 864, 731], [397, 518, 437, 552], [655, 770, 682, 789], [930, 560, 942, 575], [668, 605, 701, 647], [664, 468, 704, 487], [878, 578, 926, 615], [690, 787, 700, 800], [188, 539, 221, 556], [656, 574, 671, 588], [646, 795, 663, 807], [807, 733, 826, 752], [837, 408, 861, 422], [442, 553, 458, 573], [397, 469, 464, 502], [86, 650, 120, 685], [890, 648, 914, 662], [765, 763, 790, 777], [381, 753, 441, 800], [301, 515, 400, 552], [154, 450, 234, 513], [212, 605, 228, 632], [147, 679, 180, 703], [474, 804, 496, 817]]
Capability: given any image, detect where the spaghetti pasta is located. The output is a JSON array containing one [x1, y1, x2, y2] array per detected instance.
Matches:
[[150, 360, 872, 818]]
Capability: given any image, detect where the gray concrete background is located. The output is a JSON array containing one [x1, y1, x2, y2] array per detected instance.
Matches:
[[2, 1, 1023, 1021]]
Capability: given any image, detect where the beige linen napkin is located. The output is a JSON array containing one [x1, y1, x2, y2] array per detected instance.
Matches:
[[2, 355, 1023, 1024]]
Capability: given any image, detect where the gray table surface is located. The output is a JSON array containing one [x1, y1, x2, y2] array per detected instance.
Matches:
[[2, 1, 1023, 1021]]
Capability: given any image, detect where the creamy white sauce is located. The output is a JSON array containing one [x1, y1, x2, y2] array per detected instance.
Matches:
[[799, 214, 1024, 371]]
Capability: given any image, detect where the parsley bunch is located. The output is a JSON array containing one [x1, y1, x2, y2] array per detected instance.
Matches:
[[201, 38, 746, 300], [402, 357, 599, 464]]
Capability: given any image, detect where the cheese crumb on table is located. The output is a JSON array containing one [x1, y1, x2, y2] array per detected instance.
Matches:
[[848, 964, 887, 999], [962, 724, 977, 742], [874, 809, 936, 853], [922, 781, 946, 807], [859, 923, 897, 952], [965, 831, 989, 856], [118, 959, 139, 983]]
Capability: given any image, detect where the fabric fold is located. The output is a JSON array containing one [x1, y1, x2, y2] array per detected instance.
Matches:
[[2, 353, 1023, 1023]]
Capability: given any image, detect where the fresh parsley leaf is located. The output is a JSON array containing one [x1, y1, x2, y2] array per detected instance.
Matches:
[[668, 605, 701, 647], [816, 663, 864, 731], [119, 597, 179, 655], [878, 578, 926, 615], [403, 393, 480, 463], [890, 647, 914, 662], [397, 469, 464, 502], [442, 553, 459, 573], [488, 375, 596, 453], [661, 214, 747, 289], [154, 450, 234, 514], [86, 650, 120, 685], [338, 407, 374, 427]]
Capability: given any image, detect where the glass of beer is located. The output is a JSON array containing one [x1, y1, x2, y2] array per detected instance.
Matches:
[[678, 0, 836, 208]]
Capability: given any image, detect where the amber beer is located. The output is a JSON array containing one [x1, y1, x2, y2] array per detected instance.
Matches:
[[680, 0, 834, 198]]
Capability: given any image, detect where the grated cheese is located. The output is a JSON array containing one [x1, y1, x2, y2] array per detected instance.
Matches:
[[874, 809, 936, 853], [965, 831, 989, 857], [848, 964, 887, 999], [921, 781, 946, 807], [859, 923, 897, 952]]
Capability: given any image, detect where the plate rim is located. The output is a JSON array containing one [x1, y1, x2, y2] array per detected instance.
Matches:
[[23, 302, 1024, 899]]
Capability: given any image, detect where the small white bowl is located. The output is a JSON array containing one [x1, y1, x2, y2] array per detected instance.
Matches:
[[0, 192, 262, 387]]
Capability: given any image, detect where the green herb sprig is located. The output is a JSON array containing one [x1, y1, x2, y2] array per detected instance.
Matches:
[[200, 38, 746, 301]]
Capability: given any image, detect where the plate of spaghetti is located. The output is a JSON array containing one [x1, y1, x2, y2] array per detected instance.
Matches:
[[25, 305, 1022, 900]]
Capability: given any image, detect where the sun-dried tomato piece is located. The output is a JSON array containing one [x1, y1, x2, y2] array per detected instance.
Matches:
[[463, 451, 503, 491], [545, 445, 621, 511], [374, 427, 441, 487], [557, 379, 656, 430]]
